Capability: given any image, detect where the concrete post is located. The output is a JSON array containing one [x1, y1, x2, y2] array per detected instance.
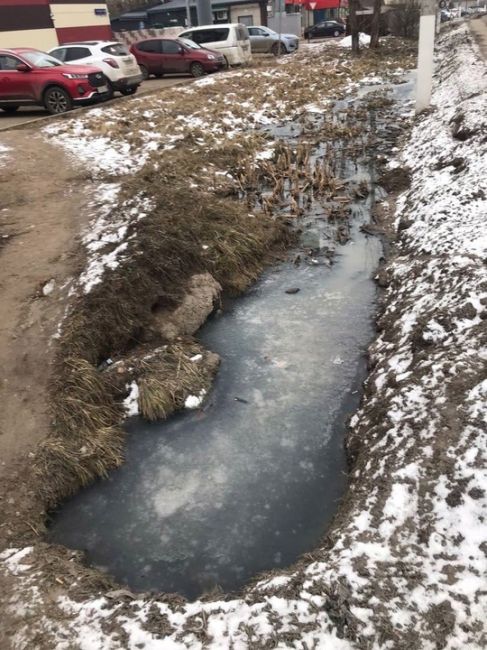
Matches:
[[415, 0, 436, 113], [196, 0, 213, 26]]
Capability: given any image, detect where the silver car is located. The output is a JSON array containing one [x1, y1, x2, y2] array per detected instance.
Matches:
[[248, 26, 299, 55]]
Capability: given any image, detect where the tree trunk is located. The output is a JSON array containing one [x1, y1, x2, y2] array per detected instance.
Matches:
[[370, 0, 382, 48], [349, 0, 360, 54]]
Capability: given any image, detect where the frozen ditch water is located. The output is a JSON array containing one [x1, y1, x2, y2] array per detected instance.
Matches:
[[48, 84, 406, 599], [49, 217, 381, 599]]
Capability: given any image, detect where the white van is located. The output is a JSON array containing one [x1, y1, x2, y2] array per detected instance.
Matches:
[[178, 23, 252, 66]]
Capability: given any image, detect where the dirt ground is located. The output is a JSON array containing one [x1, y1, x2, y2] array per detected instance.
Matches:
[[0, 130, 87, 476], [469, 15, 487, 59]]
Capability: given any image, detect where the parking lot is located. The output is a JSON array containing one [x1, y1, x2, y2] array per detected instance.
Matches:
[[0, 76, 193, 130]]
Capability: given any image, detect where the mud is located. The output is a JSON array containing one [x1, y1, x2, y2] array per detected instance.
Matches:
[[152, 273, 222, 341]]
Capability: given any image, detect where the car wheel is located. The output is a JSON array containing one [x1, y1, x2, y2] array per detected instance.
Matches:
[[43, 86, 72, 115], [1, 106, 19, 113], [120, 86, 138, 96], [104, 77, 114, 100], [272, 41, 285, 55], [139, 65, 149, 80], [222, 56, 229, 69], [190, 62, 205, 78], [334, 30, 341, 37]]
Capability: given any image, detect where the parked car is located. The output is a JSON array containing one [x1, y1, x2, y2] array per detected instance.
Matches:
[[248, 26, 299, 55], [0, 48, 109, 114], [48, 41, 142, 97], [178, 23, 252, 66], [440, 9, 452, 21], [130, 37, 226, 79], [304, 21, 346, 39]]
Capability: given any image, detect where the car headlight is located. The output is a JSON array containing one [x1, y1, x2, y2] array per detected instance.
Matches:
[[207, 54, 215, 60], [62, 73, 89, 79]]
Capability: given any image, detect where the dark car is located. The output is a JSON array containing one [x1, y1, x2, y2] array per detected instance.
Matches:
[[0, 48, 109, 114], [304, 21, 346, 39], [130, 37, 226, 79]]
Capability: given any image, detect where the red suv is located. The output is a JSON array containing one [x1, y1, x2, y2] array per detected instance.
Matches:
[[130, 38, 226, 79], [0, 48, 109, 115]]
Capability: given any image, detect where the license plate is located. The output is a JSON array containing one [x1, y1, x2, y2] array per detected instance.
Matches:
[[98, 85, 108, 93]]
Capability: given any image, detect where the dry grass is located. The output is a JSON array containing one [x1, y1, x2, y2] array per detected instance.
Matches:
[[136, 343, 217, 421]]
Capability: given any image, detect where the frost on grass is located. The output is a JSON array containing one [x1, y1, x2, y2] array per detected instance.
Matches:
[[1, 25, 485, 650]]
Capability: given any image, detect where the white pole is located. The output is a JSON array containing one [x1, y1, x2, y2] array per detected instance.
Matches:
[[415, 0, 436, 113], [278, 0, 283, 54], [185, 0, 192, 27]]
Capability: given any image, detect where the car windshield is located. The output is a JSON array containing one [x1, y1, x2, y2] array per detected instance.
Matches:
[[22, 51, 61, 67], [178, 38, 201, 50], [101, 43, 130, 56]]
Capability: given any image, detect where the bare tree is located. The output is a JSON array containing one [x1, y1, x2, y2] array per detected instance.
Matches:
[[349, 0, 360, 54], [369, 0, 382, 48], [388, 0, 421, 39]]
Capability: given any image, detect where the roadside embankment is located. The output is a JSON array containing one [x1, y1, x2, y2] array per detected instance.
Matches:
[[1, 25, 485, 649]]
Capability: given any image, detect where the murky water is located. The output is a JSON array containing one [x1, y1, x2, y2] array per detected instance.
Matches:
[[48, 82, 407, 598], [49, 216, 381, 599]]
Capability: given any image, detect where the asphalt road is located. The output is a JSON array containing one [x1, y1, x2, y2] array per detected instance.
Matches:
[[0, 76, 193, 130]]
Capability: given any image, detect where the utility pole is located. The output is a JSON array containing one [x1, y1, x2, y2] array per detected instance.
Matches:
[[415, 0, 436, 113], [277, 0, 283, 53], [196, 0, 213, 25]]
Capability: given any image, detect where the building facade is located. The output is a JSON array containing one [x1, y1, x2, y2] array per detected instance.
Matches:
[[111, 0, 268, 31], [0, 0, 113, 50]]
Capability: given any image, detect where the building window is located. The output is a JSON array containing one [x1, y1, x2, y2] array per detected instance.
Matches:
[[238, 15, 254, 26]]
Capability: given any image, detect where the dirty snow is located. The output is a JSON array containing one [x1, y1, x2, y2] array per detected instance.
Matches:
[[123, 381, 139, 417], [78, 187, 154, 293], [184, 389, 206, 409], [340, 33, 372, 48]]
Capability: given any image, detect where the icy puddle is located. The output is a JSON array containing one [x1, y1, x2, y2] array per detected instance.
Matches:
[[50, 216, 381, 599], [48, 89, 397, 598]]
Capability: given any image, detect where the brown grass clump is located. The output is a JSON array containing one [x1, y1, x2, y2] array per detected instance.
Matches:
[[36, 358, 125, 507], [136, 343, 219, 421]]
